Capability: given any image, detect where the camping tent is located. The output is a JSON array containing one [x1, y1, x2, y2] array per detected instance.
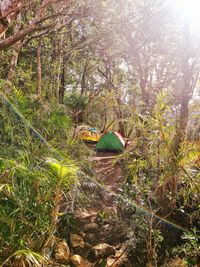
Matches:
[[96, 131, 125, 152], [75, 125, 100, 142]]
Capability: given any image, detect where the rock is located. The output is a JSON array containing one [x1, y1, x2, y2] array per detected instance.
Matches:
[[71, 255, 83, 266], [72, 242, 92, 258], [92, 243, 115, 259], [106, 246, 133, 267], [86, 233, 96, 243], [75, 210, 98, 220], [70, 233, 85, 248], [106, 256, 132, 267], [80, 231, 86, 238], [84, 223, 99, 233], [70, 254, 92, 267], [102, 225, 127, 244], [53, 239, 70, 264]]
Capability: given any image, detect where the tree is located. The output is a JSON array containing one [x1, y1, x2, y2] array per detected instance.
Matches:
[[0, 0, 21, 37], [0, 0, 80, 51]]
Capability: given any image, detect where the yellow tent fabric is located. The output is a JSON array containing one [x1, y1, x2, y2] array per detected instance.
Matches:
[[76, 125, 101, 142]]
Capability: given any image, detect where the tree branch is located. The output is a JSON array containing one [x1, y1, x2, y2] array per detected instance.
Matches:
[[0, 23, 54, 50]]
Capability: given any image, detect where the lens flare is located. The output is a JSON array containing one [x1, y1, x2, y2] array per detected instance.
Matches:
[[175, 0, 200, 26]]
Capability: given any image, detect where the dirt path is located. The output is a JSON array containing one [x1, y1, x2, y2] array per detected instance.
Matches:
[[92, 152, 124, 193], [75, 151, 124, 219], [70, 151, 134, 266]]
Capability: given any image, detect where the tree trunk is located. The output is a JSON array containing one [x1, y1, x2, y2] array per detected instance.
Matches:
[[5, 14, 22, 92], [80, 61, 88, 94], [173, 22, 192, 156], [59, 62, 65, 103], [169, 22, 197, 199], [115, 94, 126, 137], [140, 77, 149, 111], [6, 40, 22, 82], [55, 47, 63, 100], [173, 96, 189, 156], [54, 15, 64, 101], [37, 38, 42, 100]]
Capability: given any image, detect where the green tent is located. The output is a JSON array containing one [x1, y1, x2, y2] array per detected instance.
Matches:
[[96, 131, 125, 152]]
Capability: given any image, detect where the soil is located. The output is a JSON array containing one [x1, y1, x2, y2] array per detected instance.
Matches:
[[67, 148, 135, 266], [74, 151, 123, 219]]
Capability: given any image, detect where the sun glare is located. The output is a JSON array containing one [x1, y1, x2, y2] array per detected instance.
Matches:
[[175, 0, 200, 26]]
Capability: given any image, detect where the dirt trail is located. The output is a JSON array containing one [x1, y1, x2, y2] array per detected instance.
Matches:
[[71, 151, 134, 266], [92, 152, 124, 193], [75, 151, 124, 219]]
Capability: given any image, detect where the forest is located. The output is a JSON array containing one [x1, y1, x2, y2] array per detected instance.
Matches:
[[0, 0, 199, 266]]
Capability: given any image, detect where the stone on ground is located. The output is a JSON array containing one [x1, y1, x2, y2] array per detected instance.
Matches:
[[83, 222, 99, 233], [53, 239, 70, 263], [70, 255, 83, 266], [70, 233, 85, 248], [92, 243, 115, 258], [71, 254, 92, 267]]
